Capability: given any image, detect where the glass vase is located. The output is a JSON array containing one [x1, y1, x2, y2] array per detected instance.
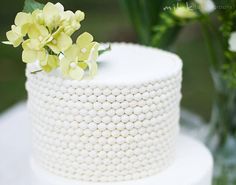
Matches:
[[208, 69, 236, 185]]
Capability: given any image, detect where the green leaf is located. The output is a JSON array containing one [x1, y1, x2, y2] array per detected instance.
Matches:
[[23, 0, 45, 13], [99, 44, 111, 56]]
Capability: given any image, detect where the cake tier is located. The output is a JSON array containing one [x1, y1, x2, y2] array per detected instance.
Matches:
[[26, 43, 182, 182], [31, 135, 213, 185], [0, 104, 213, 185]]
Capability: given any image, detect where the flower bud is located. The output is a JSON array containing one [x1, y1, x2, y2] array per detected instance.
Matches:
[[75, 10, 85, 21]]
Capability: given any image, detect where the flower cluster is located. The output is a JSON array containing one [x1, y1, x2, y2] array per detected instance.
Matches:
[[4, 2, 101, 80]]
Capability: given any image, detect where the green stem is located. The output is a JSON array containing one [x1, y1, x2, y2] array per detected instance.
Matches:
[[31, 69, 42, 74]]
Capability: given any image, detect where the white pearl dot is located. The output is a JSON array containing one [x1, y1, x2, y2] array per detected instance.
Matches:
[[93, 130, 101, 137], [81, 48, 87, 53], [111, 130, 120, 137], [107, 123, 116, 130], [116, 122, 125, 130], [112, 115, 121, 123], [102, 130, 111, 138]]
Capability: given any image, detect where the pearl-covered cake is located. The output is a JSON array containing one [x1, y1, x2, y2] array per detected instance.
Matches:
[[26, 43, 182, 182]]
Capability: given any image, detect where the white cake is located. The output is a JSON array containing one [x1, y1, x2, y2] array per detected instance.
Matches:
[[25, 43, 211, 184]]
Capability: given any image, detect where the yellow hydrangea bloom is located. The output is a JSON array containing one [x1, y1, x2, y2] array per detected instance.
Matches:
[[76, 32, 97, 61], [22, 48, 59, 72], [60, 45, 84, 80], [3, 1, 102, 80], [4, 12, 33, 47], [23, 23, 50, 50], [32, 9, 44, 25], [15, 12, 33, 34], [22, 48, 46, 64], [41, 55, 59, 72], [61, 10, 85, 36], [42, 2, 64, 31], [5, 25, 24, 47], [47, 28, 72, 54], [60, 32, 99, 80]]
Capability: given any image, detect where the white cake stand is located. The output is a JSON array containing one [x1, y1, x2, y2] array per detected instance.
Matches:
[[0, 103, 213, 185]]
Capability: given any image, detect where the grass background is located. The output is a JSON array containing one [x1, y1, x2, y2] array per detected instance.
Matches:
[[0, 0, 213, 121]]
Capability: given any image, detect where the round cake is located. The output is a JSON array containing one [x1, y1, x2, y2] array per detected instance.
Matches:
[[26, 43, 182, 182]]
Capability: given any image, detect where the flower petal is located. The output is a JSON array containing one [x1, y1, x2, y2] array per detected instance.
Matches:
[[48, 32, 72, 54], [23, 39, 42, 50], [55, 3, 64, 12], [76, 32, 93, 46], [57, 32, 72, 51], [6, 30, 23, 47], [64, 44, 79, 61], [15, 12, 32, 27], [69, 66, 84, 80], [22, 49, 46, 63], [48, 55, 59, 68], [22, 50, 38, 63], [87, 42, 99, 63], [32, 9, 43, 24], [28, 24, 49, 39], [78, 61, 88, 70], [75, 10, 85, 21], [60, 58, 70, 75], [41, 55, 59, 72], [88, 62, 98, 78], [43, 2, 61, 28]]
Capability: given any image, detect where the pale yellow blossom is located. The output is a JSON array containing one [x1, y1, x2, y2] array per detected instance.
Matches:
[[60, 45, 84, 80], [6, 25, 25, 47]]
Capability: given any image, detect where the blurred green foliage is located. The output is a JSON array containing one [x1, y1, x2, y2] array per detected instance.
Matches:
[[0, 0, 213, 121], [120, 0, 184, 49]]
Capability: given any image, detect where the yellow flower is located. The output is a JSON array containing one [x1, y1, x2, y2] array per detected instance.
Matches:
[[60, 32, 100, 80], [42, 2, 64, 30], [5, 25, 24, 47], [60, 45, 84, 80], [76, 32, 100, 77], [14, 12, 33, 34], [22, 48, 59, 72], [32, 9, 44, 25], [3, 1, 102, 79], [22, 48, 46, 64], [22, 23, 50, 51], [41, 55, 59, 72], [23, 24, 72, 54], [47, 28, 72, 54], [61, 10, 85, 36], [76, 32, 97, 61], [75, 10, 85, 22]]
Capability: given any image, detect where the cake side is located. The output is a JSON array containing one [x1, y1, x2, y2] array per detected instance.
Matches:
[[26, 43, 182, 182], [30, 135, 213, 185]]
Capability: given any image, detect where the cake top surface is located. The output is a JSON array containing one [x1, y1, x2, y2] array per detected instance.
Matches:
[[28, 43, 182, 86], [92, 43, 182, 85]]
